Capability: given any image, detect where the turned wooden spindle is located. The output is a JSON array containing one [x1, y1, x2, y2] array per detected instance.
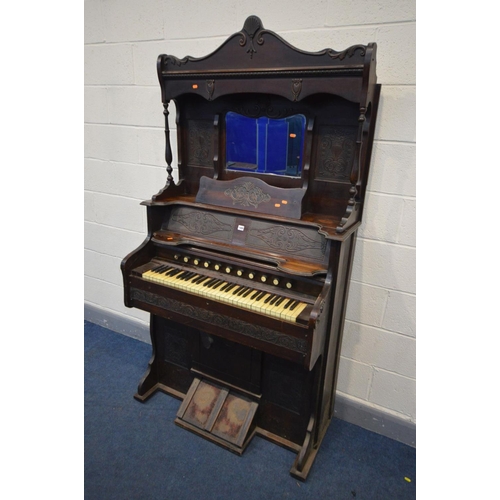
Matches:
[[163, 101, 173, 183]]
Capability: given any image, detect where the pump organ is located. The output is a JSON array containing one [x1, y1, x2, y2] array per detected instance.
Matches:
[[121, 15, 380, 480]]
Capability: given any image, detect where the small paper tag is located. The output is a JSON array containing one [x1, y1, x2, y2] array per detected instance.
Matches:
[[237, 225, 245, 231]]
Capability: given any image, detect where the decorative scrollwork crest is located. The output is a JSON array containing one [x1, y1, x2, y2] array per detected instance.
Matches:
[[327, 45, 366, 61], [238, 15, 265, 59], [224, 182, 271, 208], [163, 55, 189, 66]]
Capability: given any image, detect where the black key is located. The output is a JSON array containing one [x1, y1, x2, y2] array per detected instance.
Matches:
[[149, 266, 163, 275], [212, 281, 226, 290], [242, 288, 254, 297], [237, 287, 249, 296], [275, 296, 285, 306], [289, 301, 299, 311], [283, 299, 293, 309], [232, 286, 243, 295], [152, 264, 168, 273], [250, 290, 261, 300], [209, 280, 223, 288], [153, 263, 167, 270], [269, 295, 280, 305], [254, 292, 266, 301], [159, 266, 174, 275], [153, 268, 170, 276], [167, 268, 182, 277], [264, 294, 276, 304]]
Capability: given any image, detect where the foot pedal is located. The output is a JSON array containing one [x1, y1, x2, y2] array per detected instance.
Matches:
[[175, 378, 258, 454]]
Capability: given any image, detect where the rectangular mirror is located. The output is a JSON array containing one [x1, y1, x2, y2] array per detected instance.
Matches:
[[226, 112, 306, 177]]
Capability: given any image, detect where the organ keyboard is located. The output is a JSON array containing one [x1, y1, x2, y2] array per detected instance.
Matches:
[[121, 15, 380, 480], [139, 261, 311, 323]]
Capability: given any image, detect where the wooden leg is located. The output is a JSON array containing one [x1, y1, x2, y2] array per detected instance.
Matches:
[[134, 353, 160, 402], [134, 315, 160, 402], [289, 413, 332, 481]]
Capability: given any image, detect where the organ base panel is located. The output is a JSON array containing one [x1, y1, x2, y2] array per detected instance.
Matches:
[[121, 14, 380, 481]]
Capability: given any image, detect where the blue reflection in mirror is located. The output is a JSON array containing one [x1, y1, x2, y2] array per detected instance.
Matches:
[[226, 112, 306, 177]]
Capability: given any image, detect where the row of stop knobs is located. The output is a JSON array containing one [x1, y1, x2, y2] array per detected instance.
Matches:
[[173, 254, 292, 288]]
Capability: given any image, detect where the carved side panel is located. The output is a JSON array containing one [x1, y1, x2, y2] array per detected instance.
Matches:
[[187, 120, 214, 168], [315, 125, 357, 181], [166, 206, 233, 242], [164, 205, 327, 262], [247, 222, 327, 262]]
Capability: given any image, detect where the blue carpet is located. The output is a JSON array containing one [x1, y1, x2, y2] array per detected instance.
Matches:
[[85, 321, 416, 499]]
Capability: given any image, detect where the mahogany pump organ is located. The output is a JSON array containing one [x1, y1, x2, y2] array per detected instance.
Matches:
[[121, 16, 380, 480]]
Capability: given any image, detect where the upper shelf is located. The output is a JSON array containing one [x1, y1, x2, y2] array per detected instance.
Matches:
[[157, 15, 377, 104]]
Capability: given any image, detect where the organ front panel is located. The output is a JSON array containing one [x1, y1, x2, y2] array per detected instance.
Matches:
[[121, 15, 380, 480]]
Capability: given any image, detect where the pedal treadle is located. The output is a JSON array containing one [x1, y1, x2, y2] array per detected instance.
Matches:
[[175, 378, 258, 454]]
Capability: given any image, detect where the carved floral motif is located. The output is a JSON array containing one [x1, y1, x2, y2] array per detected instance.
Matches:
[[291, 79, 302, 102], [171, 211, 232, 235], [249, 226, 326, 254], [317, 128, 355, 180], [206, 79, 215, 100], [224, 182, 271, 208], [238, 15, 266, 59], [187, 120, 213, 167]]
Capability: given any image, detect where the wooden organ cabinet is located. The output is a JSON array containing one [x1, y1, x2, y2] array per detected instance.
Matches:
[[121, 15, 380, 480]]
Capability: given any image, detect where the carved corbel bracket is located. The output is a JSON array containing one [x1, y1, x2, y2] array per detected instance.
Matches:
[[336, 107, 367, 233]]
